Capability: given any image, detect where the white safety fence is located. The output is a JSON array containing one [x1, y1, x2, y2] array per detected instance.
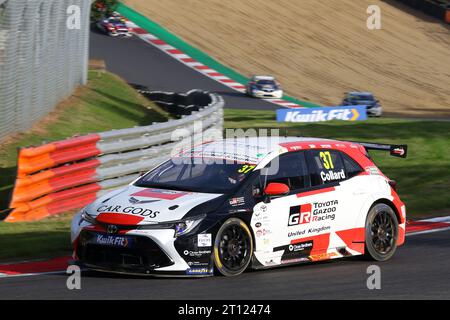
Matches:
[[0, 0, 91, 142]]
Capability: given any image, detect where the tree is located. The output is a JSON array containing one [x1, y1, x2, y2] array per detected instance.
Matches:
[[91, 0, 119, 21]]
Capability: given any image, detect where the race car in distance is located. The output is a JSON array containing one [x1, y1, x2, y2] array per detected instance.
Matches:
[[71, 137, 407, 277], [96, 14, 132, 37], [246, 75, 283, 99], [342, 92, 382, 117]]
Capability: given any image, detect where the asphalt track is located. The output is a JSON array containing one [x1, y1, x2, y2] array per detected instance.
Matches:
[[1, 230, 449, 299], [89, 30, 279, 110]]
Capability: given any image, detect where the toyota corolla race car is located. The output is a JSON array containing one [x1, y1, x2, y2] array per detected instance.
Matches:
[[246, 76, 283, 99], [96, 14, 132, 37], [71, 137, 407, 277]]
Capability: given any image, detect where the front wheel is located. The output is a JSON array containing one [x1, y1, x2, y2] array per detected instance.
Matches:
[[364, 203, 398, 261], [213, 218, 253, 276]]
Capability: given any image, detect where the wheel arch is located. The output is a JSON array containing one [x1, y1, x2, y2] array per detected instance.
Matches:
[[363, 198, 401, 260], [352, 196, 402, 244], [213, 215, 255, 276], [213, 214, 256, 251], [370, 198, 402, 225]]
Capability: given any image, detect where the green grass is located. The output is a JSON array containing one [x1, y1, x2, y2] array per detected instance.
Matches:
[[225, 109, 450, 219], [0, 214, 72, 262]]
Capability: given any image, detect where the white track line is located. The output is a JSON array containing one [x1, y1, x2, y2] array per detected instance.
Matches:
[[418, 216, 450, 223], [0, 270, 66, 279], [405, 226, 450, 237]]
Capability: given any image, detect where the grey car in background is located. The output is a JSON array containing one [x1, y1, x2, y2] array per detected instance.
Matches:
[[342, 92, 382, 117]]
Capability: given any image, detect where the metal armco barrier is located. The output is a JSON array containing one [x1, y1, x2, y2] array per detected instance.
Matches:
[[5, 92, 224, 222], [0, 0, 91, 143]]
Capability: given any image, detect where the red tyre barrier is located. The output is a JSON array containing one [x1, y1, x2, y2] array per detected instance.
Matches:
[[11, 168, 98, 204], [17, 134, 100, 177], [6, 183, 101, 222], [15, 159, 100, 188]]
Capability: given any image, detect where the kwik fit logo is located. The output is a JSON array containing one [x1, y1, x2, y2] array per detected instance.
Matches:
[[277, 106, 367, 123]]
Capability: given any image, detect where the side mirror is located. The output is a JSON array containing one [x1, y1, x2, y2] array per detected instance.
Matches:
[[264, 182, 290, 196]]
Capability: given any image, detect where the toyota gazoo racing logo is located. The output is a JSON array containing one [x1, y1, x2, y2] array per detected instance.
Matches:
[[96, 204, 159, 218], [288, 201, 338, 226], [288, 204, 312, 226]]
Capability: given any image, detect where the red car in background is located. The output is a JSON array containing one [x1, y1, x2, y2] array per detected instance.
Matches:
[[96, 14, 132, 37]]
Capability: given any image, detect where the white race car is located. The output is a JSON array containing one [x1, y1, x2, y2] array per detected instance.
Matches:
[[246, 76, 283, 99], [96, 15, 132, 37], [71, 137, 407, 277]]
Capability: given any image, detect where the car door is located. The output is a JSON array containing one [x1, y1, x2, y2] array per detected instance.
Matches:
[[251, 151, 315, 267], [252, 149, 364, 267]]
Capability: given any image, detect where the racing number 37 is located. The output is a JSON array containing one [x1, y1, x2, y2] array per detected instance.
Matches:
[[238, 165, 255, 174], [320, 151, 334, 169]]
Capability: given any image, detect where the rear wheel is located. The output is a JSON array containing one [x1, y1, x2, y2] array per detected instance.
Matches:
[[364, 203, 398, 261], [213, 218, 253, 276]]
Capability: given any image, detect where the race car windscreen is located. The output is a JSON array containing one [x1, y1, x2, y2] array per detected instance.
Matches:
[[255, 80, 278, 88], [135, 159, 256, 194], [351, 94, 374, 101]]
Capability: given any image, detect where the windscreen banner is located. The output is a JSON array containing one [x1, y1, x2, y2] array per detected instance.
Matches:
[[276, 105, 367, 123]]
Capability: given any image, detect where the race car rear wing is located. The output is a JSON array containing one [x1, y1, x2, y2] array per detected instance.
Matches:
[[351, 142, 408, 158]]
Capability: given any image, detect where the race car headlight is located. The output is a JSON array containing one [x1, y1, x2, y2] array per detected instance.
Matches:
[[136, 214, 206, 237], [173, 214, 206, 237], [80, 211, 96, 225]]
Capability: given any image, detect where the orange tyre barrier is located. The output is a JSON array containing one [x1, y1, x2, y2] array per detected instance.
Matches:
[[17, 134, 101, 177], [6, 134, 101, 222]]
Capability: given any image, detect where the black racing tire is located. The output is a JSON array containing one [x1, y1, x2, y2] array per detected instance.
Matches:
[[213, 218, 253, 277], [364, 203, 398, 261]]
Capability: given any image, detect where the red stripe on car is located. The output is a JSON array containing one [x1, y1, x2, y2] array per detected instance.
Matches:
[[96, 213, 144, 226]]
